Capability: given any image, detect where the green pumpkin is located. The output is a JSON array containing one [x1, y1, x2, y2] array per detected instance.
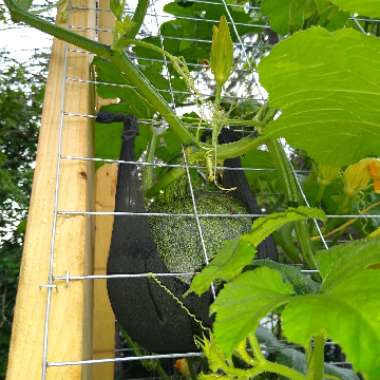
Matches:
[[149, 192, 251, 283]]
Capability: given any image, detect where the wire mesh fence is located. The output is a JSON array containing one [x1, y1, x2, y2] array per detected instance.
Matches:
[[3, 0, 380, 378]]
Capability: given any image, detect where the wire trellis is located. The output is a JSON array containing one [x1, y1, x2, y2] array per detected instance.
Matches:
[[14, 0, 378, 378]]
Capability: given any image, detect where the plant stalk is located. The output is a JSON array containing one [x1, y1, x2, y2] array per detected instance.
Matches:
[[266, 361, 307, 380], [4, 0, 111, 57], [3, 0, 198, 147], [267, 138, 318, 270], [307, 334, 325, 380], [123, 0, 149, 39], [143, 128, 158, 191], [274, 224, 302, 263], [105, 51, 198, 146]]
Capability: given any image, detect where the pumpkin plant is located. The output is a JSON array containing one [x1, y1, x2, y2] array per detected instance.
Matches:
[[3, 0, 380, 378]]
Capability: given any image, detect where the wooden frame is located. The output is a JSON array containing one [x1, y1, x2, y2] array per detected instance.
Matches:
[[6, 1, 97, 378]]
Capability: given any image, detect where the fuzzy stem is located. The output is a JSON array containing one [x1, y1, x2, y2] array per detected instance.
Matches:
[[123, 0, 149, 39], [212, 134, 268, 160], [143, 128, 158, 192], [267, 138, 318, 270], [147, 133, 268, 196], [274, 224, 302, 263], [248, 334, 265, 362], [307, 334, 325, 380], [110, 51, 196, 145], [265, 361, 307, 380]]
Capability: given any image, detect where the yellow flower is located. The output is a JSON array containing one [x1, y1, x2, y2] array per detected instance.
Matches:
[[369, 159, 380, 194], [343, 159, 372, 196]]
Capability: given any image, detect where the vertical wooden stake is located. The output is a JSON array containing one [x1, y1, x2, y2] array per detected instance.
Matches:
[[6, 0, 96, 379], [93, 165, 117, 380]]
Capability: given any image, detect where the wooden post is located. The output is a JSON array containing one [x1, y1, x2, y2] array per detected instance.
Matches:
[[93, 165, 117, 380], [5, 0, 96, 379], [92, 3, 117, 379]]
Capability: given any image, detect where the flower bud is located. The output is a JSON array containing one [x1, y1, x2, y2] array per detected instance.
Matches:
[[211, 16, 234, 87]]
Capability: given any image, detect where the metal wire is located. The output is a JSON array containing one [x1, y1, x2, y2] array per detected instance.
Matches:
[[65, 75, 266, 101], [48, 352, 202, 367], [56, 209, 380, 220], [41, 43, 68, 380], [27, 0, 379, 374]]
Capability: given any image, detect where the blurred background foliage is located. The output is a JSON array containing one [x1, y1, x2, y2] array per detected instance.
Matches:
[[0, 49, 48, 378]]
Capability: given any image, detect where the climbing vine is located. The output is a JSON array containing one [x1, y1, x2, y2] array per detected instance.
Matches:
[[3, 0, 380, 378]]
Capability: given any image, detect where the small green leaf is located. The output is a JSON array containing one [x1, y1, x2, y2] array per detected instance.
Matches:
[[242, 206, 326, 247], [330, 0, 380, 18], [210, 16, 233, 87], [316, 237, 380, 289], [188, 239, 256, 296], [282, 270, 380, 380], [255, 259, 320, 294], [260, 27, 380, 166], [211, 267, 294, 356]]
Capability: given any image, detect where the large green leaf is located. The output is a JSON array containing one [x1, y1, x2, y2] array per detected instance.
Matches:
[[188, 238, 256, 296], [316, 237, 380, 288], [211, 267, 294, 356], [261, 0, 347, 35], [282, 270, 380, 380], [261, 0, 307, 35], [330, 0, 380, 18], [260, 27, 380, 165], [242, 206, 326, 246]]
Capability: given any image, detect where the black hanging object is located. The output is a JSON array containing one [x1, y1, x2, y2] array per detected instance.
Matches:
[[97, 112, 277, 353]]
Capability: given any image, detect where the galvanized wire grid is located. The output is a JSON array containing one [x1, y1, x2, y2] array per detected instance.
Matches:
[[36, 0, 380, 378]]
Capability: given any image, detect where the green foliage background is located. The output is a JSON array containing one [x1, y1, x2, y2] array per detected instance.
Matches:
[[0, 50, 47, 379]]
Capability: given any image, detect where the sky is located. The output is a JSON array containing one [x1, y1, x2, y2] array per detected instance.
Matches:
[[0, 0, 54, 63]]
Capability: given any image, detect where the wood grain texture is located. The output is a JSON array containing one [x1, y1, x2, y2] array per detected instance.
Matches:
[[6, 1, 96, 379], [93, 164, 118, 380]]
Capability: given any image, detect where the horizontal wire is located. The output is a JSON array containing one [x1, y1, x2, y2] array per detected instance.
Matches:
[[61, 154, 306, 174], [132, 33, 260, 47], [65, 76, 264, 101], [70, 0, 260, 12], [67, 10, 268, 29], [69, 4, 380, 24], [54, 272, 195, 281], [56, 210, 380, 219], [47, 352, 202, 367], [68, 19, 267, 34], [47, 353, 350, 368], [58, 210, 264, 217], [62, 113, 253, 135]]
